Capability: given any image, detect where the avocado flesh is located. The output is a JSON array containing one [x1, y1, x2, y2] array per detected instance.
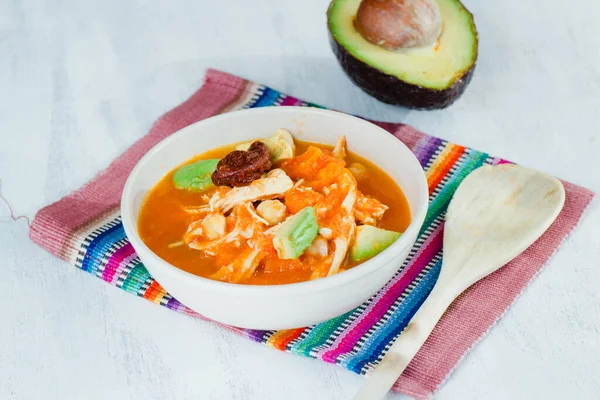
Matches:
[[273, 206, 319, 259], [173, 159, 220, 192], [328, 0, 478, 109], [350, 225, 402, 262]]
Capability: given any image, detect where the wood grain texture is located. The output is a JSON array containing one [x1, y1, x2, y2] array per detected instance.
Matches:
[[1, 0, 599, 399]]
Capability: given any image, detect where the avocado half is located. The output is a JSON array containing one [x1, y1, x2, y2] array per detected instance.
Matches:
[[327, 0, 478, 109]]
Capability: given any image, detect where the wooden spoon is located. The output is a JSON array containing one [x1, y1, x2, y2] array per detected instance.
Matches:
[[354, 164, 565, 400]]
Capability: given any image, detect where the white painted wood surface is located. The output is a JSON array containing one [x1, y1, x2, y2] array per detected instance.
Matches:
[[1, 0, 599, 399]]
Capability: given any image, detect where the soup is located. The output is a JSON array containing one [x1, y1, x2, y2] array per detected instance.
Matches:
[[138, 130, 411, 285]]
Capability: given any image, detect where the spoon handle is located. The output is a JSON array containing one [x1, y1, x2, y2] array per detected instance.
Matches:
[[353, 286, 457, 400]]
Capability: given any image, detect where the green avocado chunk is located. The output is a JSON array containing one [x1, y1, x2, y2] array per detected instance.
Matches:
[[350, 225, 402, 262], [327, 0, 478, 109], [172, 159, 220, 192], [273, 206, 319, 259]]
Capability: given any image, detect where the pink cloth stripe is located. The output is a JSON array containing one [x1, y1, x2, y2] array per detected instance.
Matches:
[[102, 243, 137, 284], [280, 96, 303, 106], [391, 125, 425, 152]]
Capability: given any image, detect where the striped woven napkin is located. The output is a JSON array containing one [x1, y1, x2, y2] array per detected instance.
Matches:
[[30, 69, 594, 399]]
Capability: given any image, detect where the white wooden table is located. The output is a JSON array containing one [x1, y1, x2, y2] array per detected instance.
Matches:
[[1, 0, 599, 399]]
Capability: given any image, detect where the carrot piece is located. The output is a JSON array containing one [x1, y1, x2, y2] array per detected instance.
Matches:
[[311, 162, 345, 189], [281, 146, 323, 179], [281, 146, 345, 189], [284, 187, 323, 214]]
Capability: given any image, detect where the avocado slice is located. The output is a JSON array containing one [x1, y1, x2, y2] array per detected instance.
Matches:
[[350, 225, 402, 262], [327, 0, 478, 109], [173, 159, 220, 192], [273, 206, 319, 259]]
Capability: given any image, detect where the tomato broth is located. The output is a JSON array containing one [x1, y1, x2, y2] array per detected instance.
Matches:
[[138, 139, 411, 285]]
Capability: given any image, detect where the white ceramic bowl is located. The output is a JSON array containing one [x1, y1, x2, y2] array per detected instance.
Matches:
[[121, 106, 428, 330]]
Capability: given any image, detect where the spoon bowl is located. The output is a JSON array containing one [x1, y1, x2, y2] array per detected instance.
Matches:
[[354, 164, 565, 399]]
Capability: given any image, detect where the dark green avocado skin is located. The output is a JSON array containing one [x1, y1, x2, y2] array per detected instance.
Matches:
[[329, 34, 476, 110]]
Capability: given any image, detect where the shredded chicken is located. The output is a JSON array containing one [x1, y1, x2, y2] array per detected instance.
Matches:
[[327, 183, 357, 276], [185, 202, 266, 254], [247, 205, 270, 225], [210, 205, 284, 282], [211, 246, 263, 283], [182, 205, 211, 215], [348, 162, 369, 180], [354, 193, 388, 225], [222, 203, 266, 243], [311, 173, 358, 279], [209, 169, 293, 213], [184, 219, 204, 241], [333, 135, 347, 161]]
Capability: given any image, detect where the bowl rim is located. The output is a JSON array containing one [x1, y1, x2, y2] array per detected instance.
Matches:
[[121, 106, 429, 297]]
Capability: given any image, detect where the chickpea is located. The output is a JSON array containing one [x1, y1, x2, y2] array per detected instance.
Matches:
[[256, 200, 287, 225]]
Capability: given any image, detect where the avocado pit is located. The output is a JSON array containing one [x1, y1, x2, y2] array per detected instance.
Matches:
[[355, 0, 443, 50], [327, 0, 478, 109]]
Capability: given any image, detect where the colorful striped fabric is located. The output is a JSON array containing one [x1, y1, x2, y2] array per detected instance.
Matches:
[[29, 69, 594, 399]]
